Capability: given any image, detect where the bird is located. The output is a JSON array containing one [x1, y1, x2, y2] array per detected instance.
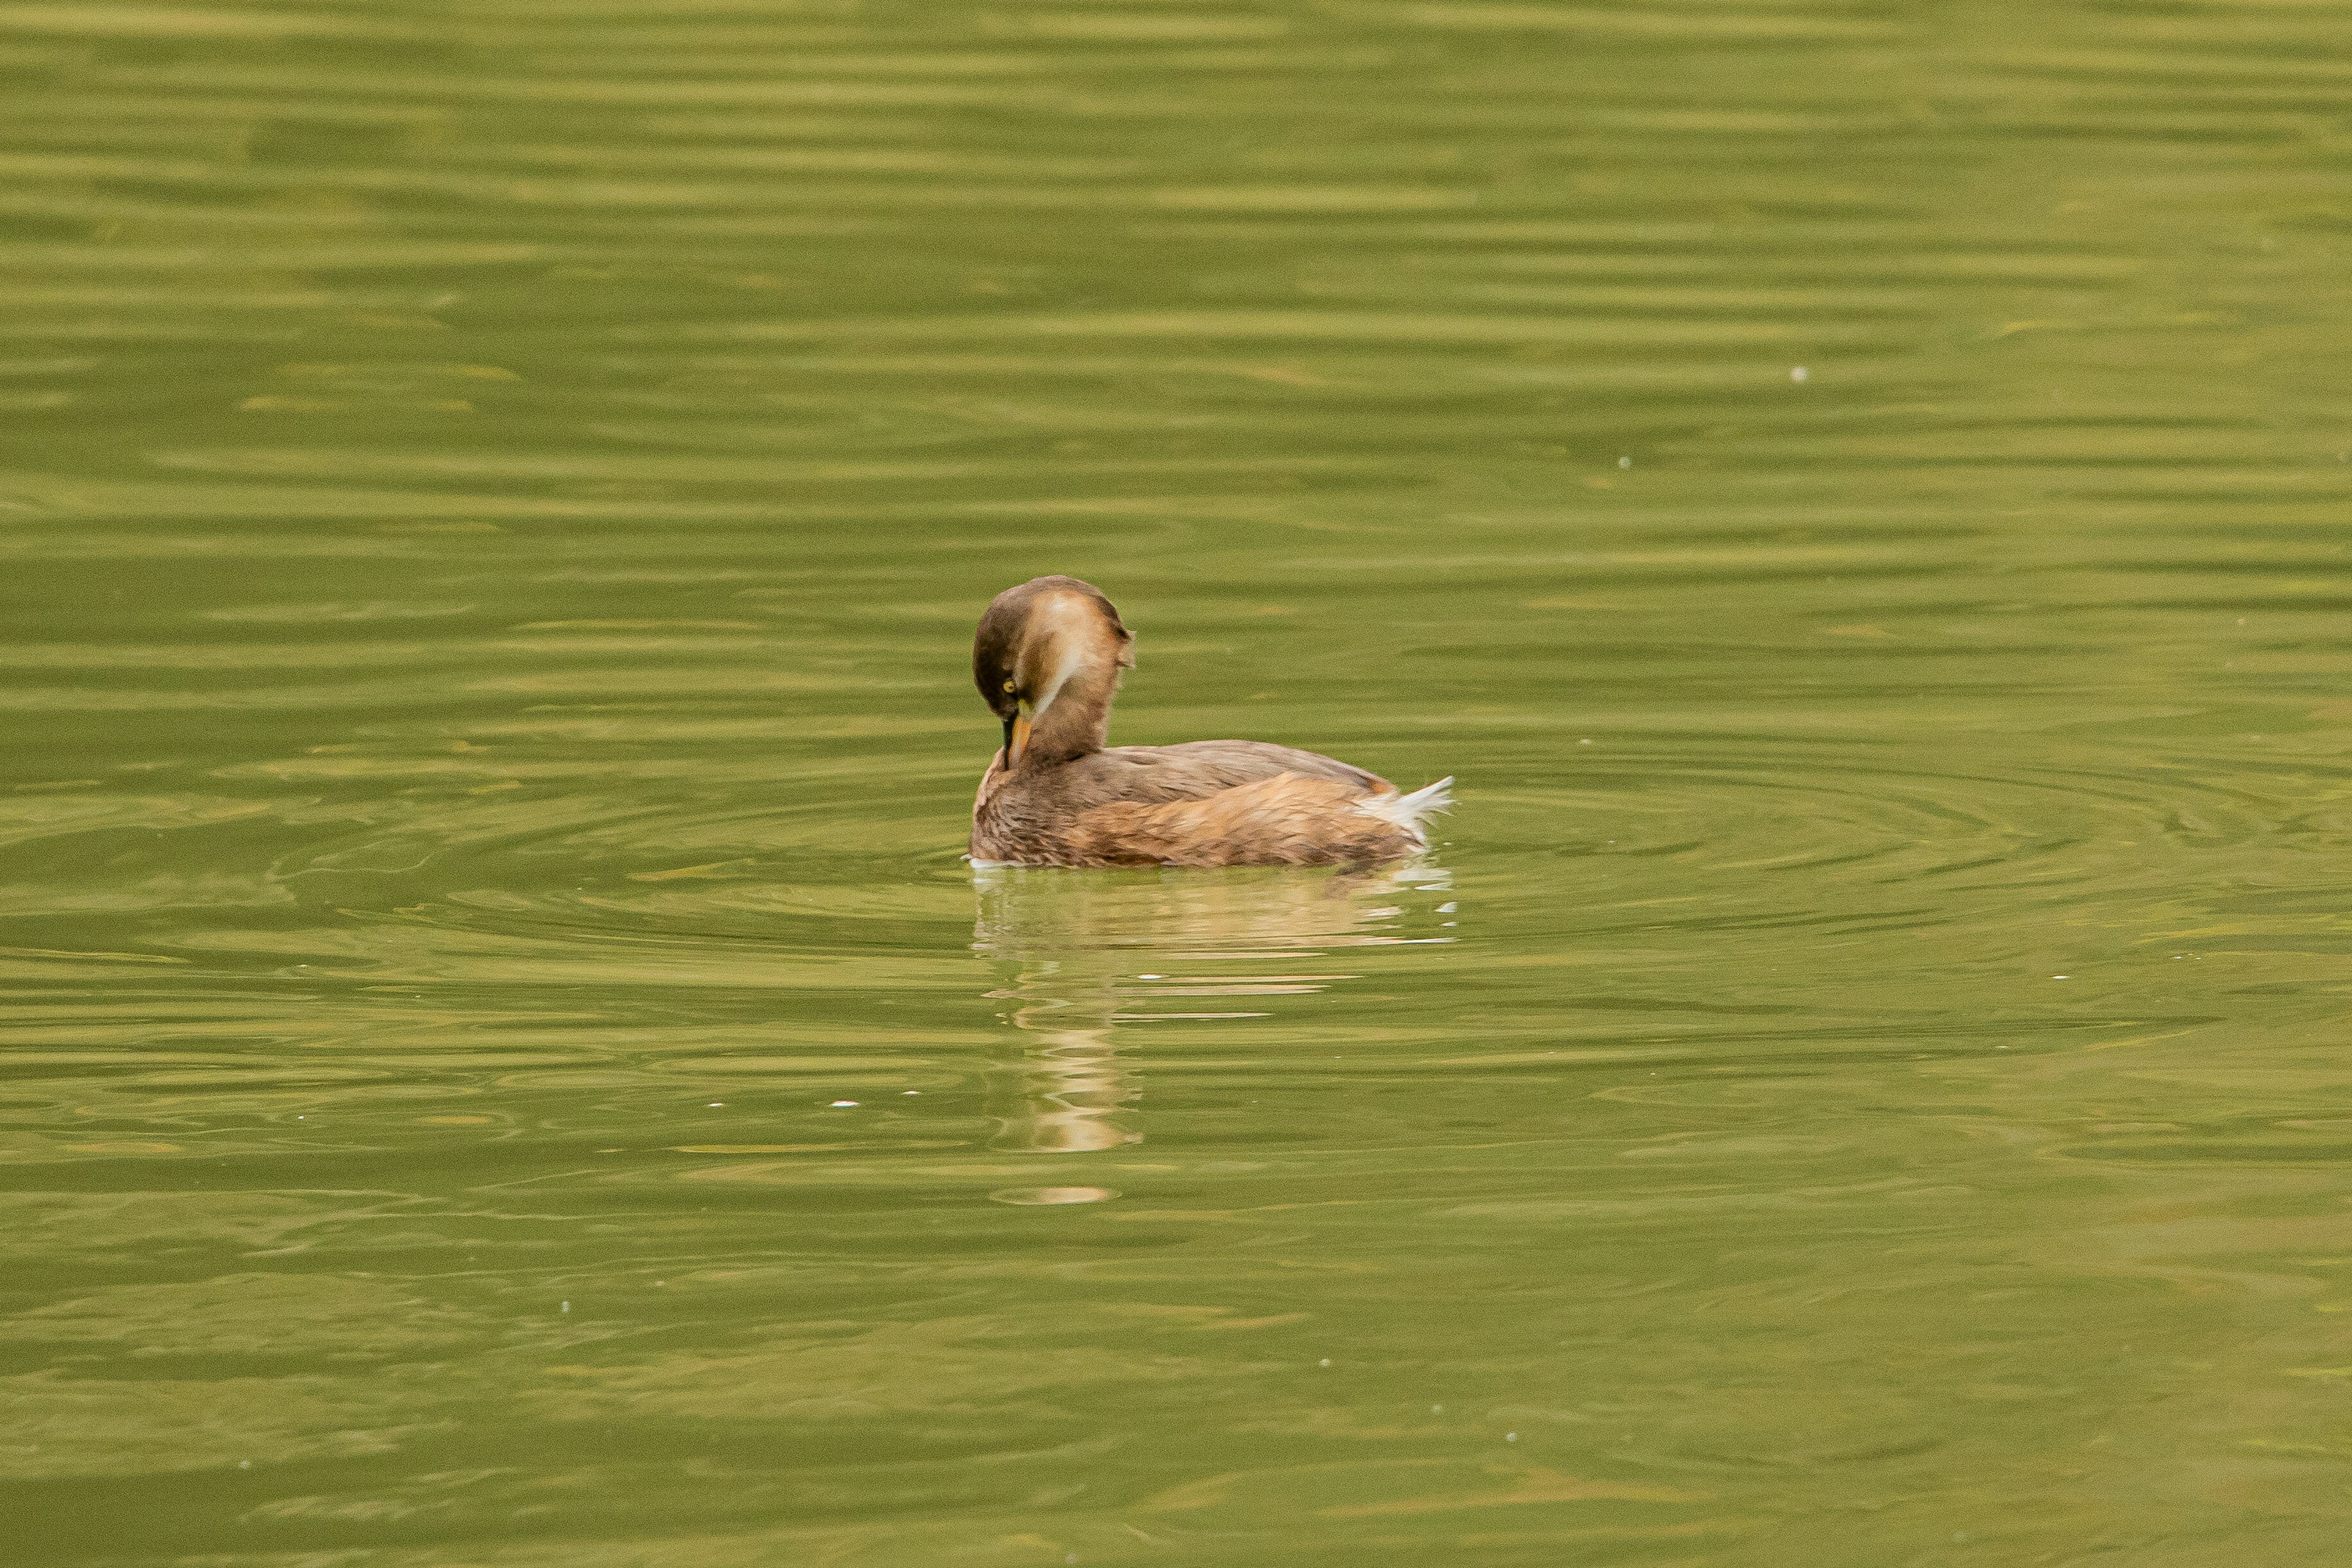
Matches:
[[968, 575, 1451, 867]]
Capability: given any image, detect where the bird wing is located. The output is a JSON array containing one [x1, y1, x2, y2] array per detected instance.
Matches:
[[1070, 741, 1392, 805], [1065, 772, 1417, 867]]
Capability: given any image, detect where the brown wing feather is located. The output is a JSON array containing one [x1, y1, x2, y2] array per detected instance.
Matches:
[[1052, 741, 1392, 809], [1064, 772, 1417, 867]]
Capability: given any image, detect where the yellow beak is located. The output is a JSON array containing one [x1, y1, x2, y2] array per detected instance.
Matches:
[[1006, 709, 1032, 767]]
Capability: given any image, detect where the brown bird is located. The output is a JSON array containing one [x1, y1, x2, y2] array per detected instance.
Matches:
[[968, 576, 1451, 867]]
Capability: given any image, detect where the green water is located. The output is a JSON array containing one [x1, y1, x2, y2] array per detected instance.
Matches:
[[7, 1, 2352, 1562]]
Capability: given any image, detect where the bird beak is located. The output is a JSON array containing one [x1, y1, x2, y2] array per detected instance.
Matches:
[[1005, 705, 1032, 767]]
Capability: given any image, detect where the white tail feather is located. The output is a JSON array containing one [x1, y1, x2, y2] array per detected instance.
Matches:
[[1357, 775, 1454, 845]]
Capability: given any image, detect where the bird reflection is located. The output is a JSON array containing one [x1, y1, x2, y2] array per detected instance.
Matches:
[[971, 863, 1453, 1152], [978, 969, 1136, 1153]]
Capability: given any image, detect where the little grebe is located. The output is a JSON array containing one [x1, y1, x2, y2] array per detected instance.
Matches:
[[968, 576, 1451, 867]]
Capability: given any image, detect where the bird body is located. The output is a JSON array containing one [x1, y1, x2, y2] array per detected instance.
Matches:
[[968, 576, 1450, 867]]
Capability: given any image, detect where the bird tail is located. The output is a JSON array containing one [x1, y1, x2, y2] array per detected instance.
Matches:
[[1358, 776, 1454, 845]]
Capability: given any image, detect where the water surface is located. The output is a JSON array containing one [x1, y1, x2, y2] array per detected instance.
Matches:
[[6, 1, 2352, 1562]]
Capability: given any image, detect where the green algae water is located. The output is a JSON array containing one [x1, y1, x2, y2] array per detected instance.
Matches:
[[7, 1, 2352, 1562]]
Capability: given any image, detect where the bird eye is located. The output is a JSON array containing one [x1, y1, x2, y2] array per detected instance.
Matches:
[[1001, 679, 1016, 693]]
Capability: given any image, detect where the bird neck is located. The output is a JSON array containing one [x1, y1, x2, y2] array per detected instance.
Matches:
[[1021, 666, 1116, 767]]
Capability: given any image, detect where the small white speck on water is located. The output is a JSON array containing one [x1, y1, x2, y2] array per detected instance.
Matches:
[[1137, 973, 1163, 980], [831, 1100, 858, 1107], [1790, 365, 1809, 382], [708, 1102, 722, 1108], [1319, 1359, 1332, 1368], [1578, 737, 1593, 745], [1506, 1432, 1518, 1442], [1436, 902, 1457, 913], [560, 1301, 570, 1313], [1431, 1404, 1443, 1413], [903, 1090, 919, 1095], [654, 1280, 666, 1287], [238, 1460, 251, 1470], [1617, 455, 1631, 469], [2052, 975, 2068, 981]]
